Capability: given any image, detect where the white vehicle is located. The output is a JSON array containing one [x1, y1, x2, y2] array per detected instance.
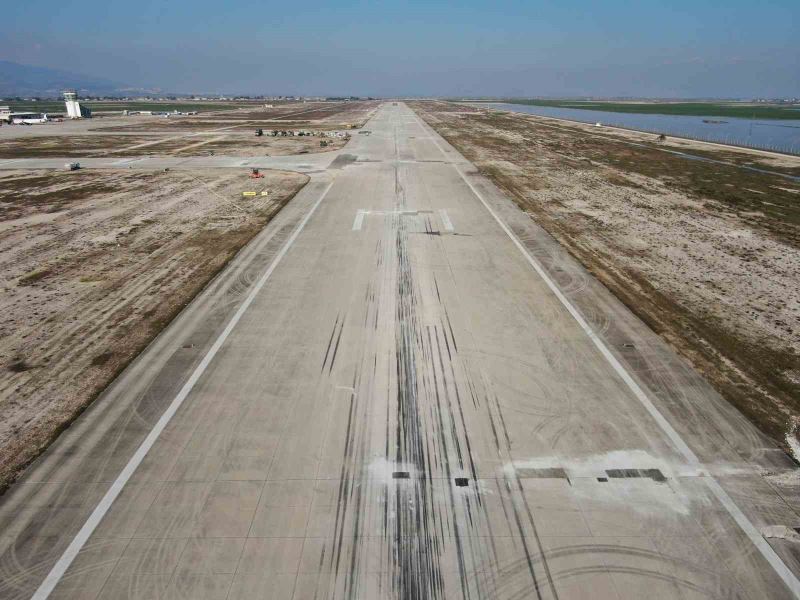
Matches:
[[10, 112, 49, 125]]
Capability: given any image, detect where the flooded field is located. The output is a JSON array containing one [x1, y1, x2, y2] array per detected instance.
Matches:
[[484, 102, 800, 155]]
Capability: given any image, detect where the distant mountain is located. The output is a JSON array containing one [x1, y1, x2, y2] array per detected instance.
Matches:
[[0, 60, 162, 98]]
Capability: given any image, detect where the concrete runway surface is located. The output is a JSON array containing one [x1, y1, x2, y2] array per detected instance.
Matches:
[[1, 103, 799, 599]]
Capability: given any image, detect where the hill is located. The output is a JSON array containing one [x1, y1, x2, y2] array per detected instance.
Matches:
[[0, 60, 158, 98]]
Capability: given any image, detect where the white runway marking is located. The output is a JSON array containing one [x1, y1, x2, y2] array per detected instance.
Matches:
[[31, 178, 337, 600], [439, 209, 454, 231], [414, 112, 800, 598], [352, 209, 366, 231], [353, 209, 432, 231], [111, 157, 144, 166]]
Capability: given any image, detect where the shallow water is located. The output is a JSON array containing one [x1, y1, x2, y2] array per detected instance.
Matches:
[[485, 102, 800, 155]]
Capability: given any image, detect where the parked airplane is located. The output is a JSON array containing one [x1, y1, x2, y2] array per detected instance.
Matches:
[[8, 112, 49, 125]]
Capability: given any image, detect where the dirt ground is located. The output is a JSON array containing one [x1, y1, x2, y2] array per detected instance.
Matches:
[[0, 101, 378, 158], [0, 135, 160, 158], [412, 100, 800, 452], [170, 135, 348, 157], [0, 130, 348, 159], [0, 167, 308, 490], [0, 101, 377, 491], [93, 100, 379, 131]]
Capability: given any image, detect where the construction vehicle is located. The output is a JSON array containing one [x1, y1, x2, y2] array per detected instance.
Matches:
[[255, 128, 263, 136], [250, 168, 264, 179], [65, 162, 80, 171], [320, 140, 328, 147]]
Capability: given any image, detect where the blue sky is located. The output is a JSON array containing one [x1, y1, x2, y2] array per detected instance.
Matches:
[[1, 0, 798, 97]]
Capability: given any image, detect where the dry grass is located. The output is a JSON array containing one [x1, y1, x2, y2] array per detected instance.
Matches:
[[0, 168, 308, 490], [412, 100, 800, 447]]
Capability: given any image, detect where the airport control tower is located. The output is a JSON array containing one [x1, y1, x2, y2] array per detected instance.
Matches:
[[63, 91, 91, 119]]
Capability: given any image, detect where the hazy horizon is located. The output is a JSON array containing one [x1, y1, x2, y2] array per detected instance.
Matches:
[[2, 0, 798, 98]]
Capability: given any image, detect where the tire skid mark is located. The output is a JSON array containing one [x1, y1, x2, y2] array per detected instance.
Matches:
[[317, 121, 566, 598], [432, 328, 479, 486], [328, 354, 370, 598], [385, 161, 490, 598], [328, 317, 346, 374], [321, 313, 341, 372], [492, 388, 559, 600], [320, 218, 389, 599], [391, 210, 445, 598]]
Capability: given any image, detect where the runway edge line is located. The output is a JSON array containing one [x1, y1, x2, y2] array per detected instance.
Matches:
[[411, 108, 800, 598], [30, 177, 337, 600]]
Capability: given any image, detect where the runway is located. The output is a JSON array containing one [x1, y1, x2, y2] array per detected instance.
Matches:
[[1, 102, 799, 599]]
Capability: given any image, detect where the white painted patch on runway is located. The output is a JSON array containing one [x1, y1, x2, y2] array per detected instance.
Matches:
[[111, 157, 145, 167], [352, 209, 366, 231], [413, 112, 800, 598], [30, 178, 337, 600], [353, 208, 433, 231], [786, 423, 800, 463], [439, 209, 454, 231]]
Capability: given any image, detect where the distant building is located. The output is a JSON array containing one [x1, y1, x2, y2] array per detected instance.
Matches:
[[63, 91, 92, 119]]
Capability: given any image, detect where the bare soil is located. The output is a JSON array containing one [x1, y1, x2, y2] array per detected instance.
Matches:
[[0, 102, 379, 490], [93, 101, 379, 131], [0, 131, 347, 159], [0, 136, 157, 158], [0, 101, 379, 490], [0, 167, 308, 490], [0, 101, 378, 160], [412, 100, 800, 449], [171, 135, 348, 157]]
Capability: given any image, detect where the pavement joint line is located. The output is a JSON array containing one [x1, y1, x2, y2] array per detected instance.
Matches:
[[29, 176, 337, 600], [411, 108, 800, 597]]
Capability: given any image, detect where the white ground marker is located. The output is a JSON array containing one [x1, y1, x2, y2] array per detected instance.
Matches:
[[439, 209, 454, 232], [413, 110, 800, 598], [31, 178, 337, 600], [352, 209, 366, 231]]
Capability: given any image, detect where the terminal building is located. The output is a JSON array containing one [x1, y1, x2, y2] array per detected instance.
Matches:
[[63, 91, 91, 119]]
